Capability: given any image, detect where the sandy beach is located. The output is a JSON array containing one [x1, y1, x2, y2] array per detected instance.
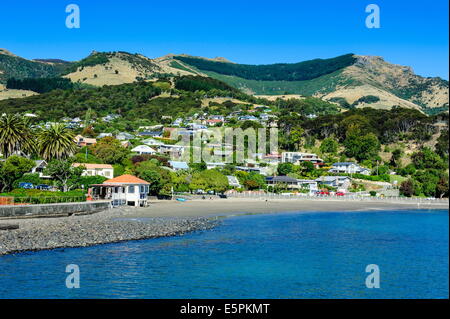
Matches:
[[129, 197, 449, 218]]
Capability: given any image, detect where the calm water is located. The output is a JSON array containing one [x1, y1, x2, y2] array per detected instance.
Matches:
[[0, 209, 448, 299]]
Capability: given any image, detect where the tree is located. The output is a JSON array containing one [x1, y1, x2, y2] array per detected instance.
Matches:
[[44, 160, 84, 192], [344, 131, 380, 162], [277, 163, 294, 175], [0, 155, 35, 192], [37, 123, 77, 160], [411, 147, 446, 170], [0, 114, 35, 158], [134, 160, 172, 196], [320, 137, 338, 154], [390, 149, 402, 167], [436, 175, 449, 198], [400, 179, 415, 197], [90, 136, 130, 164]]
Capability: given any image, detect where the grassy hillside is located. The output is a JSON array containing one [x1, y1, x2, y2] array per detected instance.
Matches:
[[200, 69, 358, 95]]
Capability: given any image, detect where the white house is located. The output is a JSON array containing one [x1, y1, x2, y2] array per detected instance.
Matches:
[[281, 152, 324, 166], [329, 162, 370, 175], [227, 175, 241, 188], [131, 145, 156, 155], [72, 163, 114, 178], [31, 160, 50, 178], [90, 174, 150, 207], [315, 176, 351, 188], [168, 161, 189, 171]]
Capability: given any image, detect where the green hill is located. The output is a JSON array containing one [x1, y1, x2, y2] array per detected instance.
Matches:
[[174, 54, 356, 81], [0, 53, 66, 83]]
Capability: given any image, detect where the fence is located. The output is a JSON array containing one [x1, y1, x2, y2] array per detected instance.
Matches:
[[0, 196, 86, 205], [225, 192, 449, 204]]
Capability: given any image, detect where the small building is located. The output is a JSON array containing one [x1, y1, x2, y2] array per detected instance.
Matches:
[[31, 160, 50, 178], [266, 176, 301, 189], [72, 163, 114, 178], [168, 161, 189, 171], [74, 135, 97, 147], [329, 162, 370, 175], [315, 176, 351, 188], [97, 133, 113, 139], [227, 175, 242, 188], [158, 144, 185, 158], [116, 132, 135, 141], [131, 145, 156, 155], [262, 152, 281, 164], [281, 152, 323, 167], [90, 174, 150, 207]]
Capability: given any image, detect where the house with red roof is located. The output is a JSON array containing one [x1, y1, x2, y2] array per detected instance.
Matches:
[[90, 174, 150, 207]]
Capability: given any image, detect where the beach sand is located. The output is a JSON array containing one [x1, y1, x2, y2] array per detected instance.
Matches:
[[126, 198, 449, 218]]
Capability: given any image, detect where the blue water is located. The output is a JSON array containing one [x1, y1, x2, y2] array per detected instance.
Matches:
[[0, 209, 448, 299]]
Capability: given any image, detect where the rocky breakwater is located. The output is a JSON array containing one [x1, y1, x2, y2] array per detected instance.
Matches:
[[0, 207, 219, 255]]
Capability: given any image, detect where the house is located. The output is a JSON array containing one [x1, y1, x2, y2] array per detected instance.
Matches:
[[158, 144, 185, 158], [236, 165, 268, 176], [262, 152, 281, 164], [116, 132, 135, 140], [329, 162, 370, 175], [121, 140, 132, 148], [138, 131, 163, 138], [238, 115, 258, 121], [31, 160, 50, 178], [90, 174, 150, 207], [227, 175, 241, 188], [206, 162, 227, 170], [315, 176, 351, 188], [72, 163, 114, 178], [97, 133, 113, 139], [281, 152, 324, 166], [187, 123, 208, 131], [142, 138, 165, 146], [297, 179, 319, 195], [168, 161, 189, 171], [131, 145, 156, 155], [74, 135, 97, 147], [265, 176, 301, 189], [206, 119, 223, 126]]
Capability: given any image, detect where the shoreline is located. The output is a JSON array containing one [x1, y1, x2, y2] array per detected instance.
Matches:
[[0, 198, 448, 256]]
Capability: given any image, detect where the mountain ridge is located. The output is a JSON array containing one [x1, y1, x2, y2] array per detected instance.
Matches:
[[0, 48, 448, 113]]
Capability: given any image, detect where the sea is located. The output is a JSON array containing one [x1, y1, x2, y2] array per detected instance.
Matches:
[[0, 209, 448, 299]]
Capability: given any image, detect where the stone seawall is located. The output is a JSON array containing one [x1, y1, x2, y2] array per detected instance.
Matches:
[[0, 201, 111, 219]]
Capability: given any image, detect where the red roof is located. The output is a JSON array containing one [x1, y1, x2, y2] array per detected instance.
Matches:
[[103, 174, 150, 184]]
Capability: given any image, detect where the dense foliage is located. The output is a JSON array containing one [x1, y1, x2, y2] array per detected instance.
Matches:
[[0, 54, 62, 83], [6, 77, 75, 93], [174, 54, 357, 81]]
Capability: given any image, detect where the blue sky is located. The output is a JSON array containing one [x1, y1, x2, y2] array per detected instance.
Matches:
[[1, 0, 448, 79]]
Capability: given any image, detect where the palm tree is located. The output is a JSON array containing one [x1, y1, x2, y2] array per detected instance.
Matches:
[[38, 123, 77, 160], [0, 114, 35, 158]]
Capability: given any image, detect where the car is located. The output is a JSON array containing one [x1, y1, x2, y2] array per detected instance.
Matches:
[[218, 194, 227, 199], [19, 182, 34, 189], [316, 190, 330, 196], [36, 184, 53, 191], [336, 192, 345, 196]]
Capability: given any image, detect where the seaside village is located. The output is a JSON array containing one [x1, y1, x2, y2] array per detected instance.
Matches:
[[0, 109, 413, 208]]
